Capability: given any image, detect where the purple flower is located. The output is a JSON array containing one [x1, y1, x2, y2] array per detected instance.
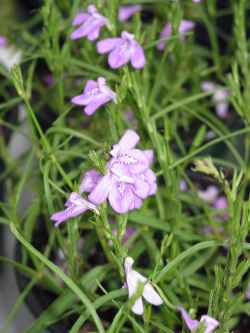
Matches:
[[124, 257, 163, 315], [80, 169, 102, 193], [180, 180, 188, 192], [97, 31, 145, 69], [193, 0, 202, 2], [157, 20, 195, 51], [71, 5, 109, 41], [51, 192, 99, 227], [118, 5, 142, 22], [201, 81, 230, 119], [71, 77, 116, 116], [198, 185, 219, 203], [213, 196, 227, 210], [0, 36, 7, 47], [88, 130, 157, 214], [179, 307, 219, 333]]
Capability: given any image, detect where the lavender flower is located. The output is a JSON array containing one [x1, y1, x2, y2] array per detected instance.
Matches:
[[198, 185, 219, 203], [118, 5, 142, 22], [201, 81, 230, 119], [88, 130, 157, 214], [80, 169, 102, 193], [124, 257, 163, 315], [179, 307, 219, 333], [193, 0, 202, 2], [157, 20, 195, 51], [180, 180, 188, 192], [71, 5, 109, 41], [71, 77, 116, 116], [51, 192, 99, 227], [213, 196, 227, 210], [97, 31, 145, 69], [0, 36, 7, 47]]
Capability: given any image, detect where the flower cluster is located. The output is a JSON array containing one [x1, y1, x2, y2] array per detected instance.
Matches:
[[51, 130, 157, 224], [88, 129, 157, 213], [201, 81, 230, 119]]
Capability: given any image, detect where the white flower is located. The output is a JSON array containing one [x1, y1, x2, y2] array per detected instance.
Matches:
[[0, 44, 22, 70], [201, 81, 230, 119], [124, 257, 163, 315]]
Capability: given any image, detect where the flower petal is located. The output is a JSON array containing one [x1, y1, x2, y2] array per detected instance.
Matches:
[[133, 196, 143, 209], [179, 20, 195, 34], [125, 266, 144, 315], [132, 297, 144, 315], [216, 102, 228, 118], [178, 306, 199, 332], [198, 185, 219, 203], [131, 43, 146, 69], [157, 23, 172, 50], [111, 130, 139, 156], [142, 283, 163, 306], [108, 47, 130, 69], [71, 18, 99, 40], [84, 80, 98, 94], [118, 5, 142, 22], [51, 205, 87, 227], [72, 12, 89, 26], [108, 183, 134, 213], [97, 38, 122, 54], [200, 315, 219, 333], [84, 94, 111, 115], [119, 149, 149, 174], [88, 25, 102, 41], [201, 81, 215, 93], [88, 174, 112, 205], [71, 93, 90, 106], [80, 169, 101, 193], [143, 150, 154, 165], [134, 178, 150, 199]]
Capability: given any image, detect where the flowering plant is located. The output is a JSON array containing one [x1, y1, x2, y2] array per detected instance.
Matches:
[[0, 1, 250, 332]]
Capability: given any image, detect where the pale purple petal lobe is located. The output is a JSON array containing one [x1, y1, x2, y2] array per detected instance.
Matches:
[[119, 5, 142, 22], [72, 12, 88, 25], [200, 315, 219, 333], [178, 307, 199, 332], [142, 283, 163, 306], [97, 38, 122, 54], [88, 174, 112, 205], [131, 43, 146, 69], [80, 170, 101, 193]]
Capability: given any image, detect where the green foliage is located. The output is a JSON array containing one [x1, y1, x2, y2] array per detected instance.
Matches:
[[0, 0, 250, 332]]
